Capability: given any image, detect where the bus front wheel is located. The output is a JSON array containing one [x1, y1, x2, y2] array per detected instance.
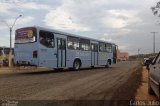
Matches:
[[105, 64, 109, 68], [73, 60, 81, 70]]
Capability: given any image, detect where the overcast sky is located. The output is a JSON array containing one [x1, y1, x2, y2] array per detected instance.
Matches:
[[0, 0, 160, 55]]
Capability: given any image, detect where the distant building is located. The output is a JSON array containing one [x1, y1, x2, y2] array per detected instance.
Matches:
[[117, 50, 129, 61]]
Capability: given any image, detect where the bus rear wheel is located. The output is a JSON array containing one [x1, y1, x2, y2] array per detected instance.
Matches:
[[73, 60, 81, 70]]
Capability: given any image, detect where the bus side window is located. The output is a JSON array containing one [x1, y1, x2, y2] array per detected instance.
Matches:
[[4, 48, 10, 55], [106, 43, 112, 53], [91, 44, 94, 51], [39, 30, 54, 48], [79, 39, 90, 51], [104, 44, 107, 52], [99, 43, 104, 52], [67, 36, 79, 50]]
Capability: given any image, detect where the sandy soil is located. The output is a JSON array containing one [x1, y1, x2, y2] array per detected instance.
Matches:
[[135, 67, 157, 100]]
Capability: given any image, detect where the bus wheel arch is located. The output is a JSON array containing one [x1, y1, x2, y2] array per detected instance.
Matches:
[[73, 58, 81, 70]]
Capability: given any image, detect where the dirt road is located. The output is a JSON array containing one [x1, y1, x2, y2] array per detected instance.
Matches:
[[0, 61, 141, 102]]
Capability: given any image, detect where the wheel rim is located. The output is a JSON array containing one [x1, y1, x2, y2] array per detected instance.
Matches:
[[74, 61, 80, 70]]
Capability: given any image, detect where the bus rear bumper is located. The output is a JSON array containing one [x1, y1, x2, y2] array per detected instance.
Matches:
[[15, 60, 38, 67]]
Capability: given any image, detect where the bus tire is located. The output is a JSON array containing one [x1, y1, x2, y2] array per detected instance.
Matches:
[[105, 64, 109, 68], [91, 66, 94, 69], [73, 59, 81, 70], [108, 59, 112, 65]]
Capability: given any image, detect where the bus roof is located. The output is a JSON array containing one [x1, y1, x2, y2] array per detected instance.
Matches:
[[17, 26, 117, 45]]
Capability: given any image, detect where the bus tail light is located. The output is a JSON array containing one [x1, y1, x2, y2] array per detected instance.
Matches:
[[33, 51, 38, 58]]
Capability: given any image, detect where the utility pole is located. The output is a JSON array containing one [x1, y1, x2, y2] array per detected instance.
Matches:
[[138, 48, 141, 60], [151, 32, 158, 53], [1, 15, 22, 67]]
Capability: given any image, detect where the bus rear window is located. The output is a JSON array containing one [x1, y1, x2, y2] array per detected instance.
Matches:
[[15, 27, 37, 43]]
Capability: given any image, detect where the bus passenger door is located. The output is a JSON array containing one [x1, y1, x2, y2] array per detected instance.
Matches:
[[113, 45, 118, 64], [57, 38, 66, 68], [91, 44, 98, 66]]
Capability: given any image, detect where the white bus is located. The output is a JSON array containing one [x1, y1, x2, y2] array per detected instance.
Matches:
[[14, 26, 118, 70]]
